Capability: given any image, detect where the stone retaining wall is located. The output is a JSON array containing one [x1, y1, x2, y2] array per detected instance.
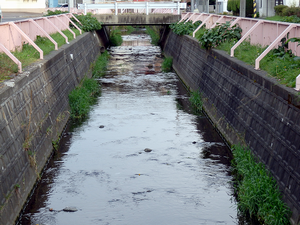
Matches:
[[164, 32, 300, 224], [0, 31, 104, 225]]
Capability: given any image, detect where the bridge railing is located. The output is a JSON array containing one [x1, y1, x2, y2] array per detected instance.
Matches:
[[181, 12, 300, 91], [78, 2, 186, 15], [0, 13, 82, 73]]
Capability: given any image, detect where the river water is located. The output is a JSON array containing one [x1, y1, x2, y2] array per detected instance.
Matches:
[[18, 33, 239, 225]]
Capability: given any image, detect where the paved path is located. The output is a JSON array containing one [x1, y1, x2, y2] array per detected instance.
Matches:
[[2, 12, 43, 22]]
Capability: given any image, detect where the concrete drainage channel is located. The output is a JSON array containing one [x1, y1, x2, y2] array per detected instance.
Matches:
[[16, 33, 242, 224]]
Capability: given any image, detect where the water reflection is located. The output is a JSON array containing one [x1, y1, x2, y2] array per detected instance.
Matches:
[[18, 33, 239, 225]]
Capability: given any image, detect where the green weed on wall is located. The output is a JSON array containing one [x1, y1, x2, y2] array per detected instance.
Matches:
[[232, 145, 291, 225], [69, 51, 110, 120]]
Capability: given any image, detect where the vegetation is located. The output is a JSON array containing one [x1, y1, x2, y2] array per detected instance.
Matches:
[[44, 10, 69, 16], [227, 0, 240, 15], [274, 5, 289, 16], [161, 56, 173, 72], [266, 14, 300, 23], [216, 36, 300, 87], [92, 50, 110, 78], [169, 15, 300, 88], [0, 29, 80, 83], [197, 22, 242, 49], [227, 0, 254, 17], [110, 28, 123, 46], [145, 26, 160, 45], [68, 77, 101, 120], [232, 145, 291, 225], [169, 20, 202, 36], [189, 90, 203, 113], [71, 13, 102, 32], [123, 26, 136, 34], [68, 51, 109, 120]]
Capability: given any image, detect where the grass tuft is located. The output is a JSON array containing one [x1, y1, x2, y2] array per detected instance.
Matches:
[[110, 28, 123, 46], [68, 51, 110, 120], [68, 77, 100, 120], [92, 51, 110, 78], [145, 26, 160, 46], [232, 145, 291, 225], [189, 90, 203, 114], [161, 56, 173, 72]]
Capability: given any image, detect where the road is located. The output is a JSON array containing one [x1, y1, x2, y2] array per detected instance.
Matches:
[[1, 12, 43, 23]]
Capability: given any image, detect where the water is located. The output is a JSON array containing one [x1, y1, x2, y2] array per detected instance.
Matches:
[[18, 33, 239, 225]]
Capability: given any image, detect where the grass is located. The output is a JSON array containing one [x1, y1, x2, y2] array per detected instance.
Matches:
[[161, 56, 173, 72], [216, 40, 300, 88], [145, 26, 160, 46], [189, 90, 203, 114], [0, 28, 80, 83], [110, 28, 123, 46], [68, 51, 110, 120], [92, 50, 110, 78], [232, 145, 291, 225], [68, 77, 101, 120]]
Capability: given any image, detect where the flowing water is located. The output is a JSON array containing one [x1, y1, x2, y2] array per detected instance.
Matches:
[[18, 33, 240, 225]]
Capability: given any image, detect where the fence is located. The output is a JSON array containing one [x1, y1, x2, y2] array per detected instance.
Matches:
[[180, 12, 300, 91], [77, 2, 186, 15], [0, 13, 82, 73]]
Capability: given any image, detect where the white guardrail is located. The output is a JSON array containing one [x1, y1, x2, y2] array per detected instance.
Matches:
[[78, 2, 186, 15]]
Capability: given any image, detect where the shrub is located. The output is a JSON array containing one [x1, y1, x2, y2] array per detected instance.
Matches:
[[44, 10, 68, 16], [72, 13, 102, 32], [282, 6, 300, 17], [198, 21, 242, 49], [274, 5, 289, 16], [280, 15, 300, 23], [145, 26, 160, 45], [110, 28, 123, 46], [227, 0, 240, 15], [169, 20, 202, 36]]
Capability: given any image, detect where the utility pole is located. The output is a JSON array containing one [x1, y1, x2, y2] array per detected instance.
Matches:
[[240, 0, 246, 17]]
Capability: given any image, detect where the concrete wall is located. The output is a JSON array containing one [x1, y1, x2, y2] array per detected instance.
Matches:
[[0, 31, 105, 225], [163, 32, 300, 224]]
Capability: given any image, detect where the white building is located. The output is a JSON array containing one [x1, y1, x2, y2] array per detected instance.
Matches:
[[0, 0, 46, 12]]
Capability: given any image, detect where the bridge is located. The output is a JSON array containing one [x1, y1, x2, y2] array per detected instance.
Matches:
[[77, 2, 182, 25], [93, 14, 180, 26]]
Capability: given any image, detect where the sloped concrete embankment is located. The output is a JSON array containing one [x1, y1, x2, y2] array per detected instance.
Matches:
[[0, 31, 104, 225], [164, 32, 300, 224]]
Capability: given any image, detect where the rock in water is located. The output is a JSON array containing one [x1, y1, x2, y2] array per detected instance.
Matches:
[[144, 148, 152, 152], [63, 207, 78, 212]]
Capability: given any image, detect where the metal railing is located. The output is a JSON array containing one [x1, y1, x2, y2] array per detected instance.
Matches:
[[78, 2, 186, 15], [181, 12, 300, 91], [0, 13, 82, 73]]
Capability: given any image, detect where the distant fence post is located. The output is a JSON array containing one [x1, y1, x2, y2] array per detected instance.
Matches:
[[146, 2, 149, 15], [115, 2, 118, 15], [295, 74, 300, 91]]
